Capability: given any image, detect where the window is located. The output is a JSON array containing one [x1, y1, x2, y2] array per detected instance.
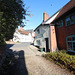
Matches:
[[65, 13, 75, 26], [37, 40, 40, 46], [71, 13, 75, 24], [37, 29, 40, 34], [57, 20, 63, 28], [66, 35, 75, 52]]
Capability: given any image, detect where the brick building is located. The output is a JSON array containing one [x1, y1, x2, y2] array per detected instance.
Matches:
[[51, 0, 75, 52]]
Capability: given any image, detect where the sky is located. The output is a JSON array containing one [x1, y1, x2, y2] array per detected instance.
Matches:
[[21, 0, 70, 30]]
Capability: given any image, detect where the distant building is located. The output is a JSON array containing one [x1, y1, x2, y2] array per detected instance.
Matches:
[[13, 27, 34, 43], [26, 29, 35, 38]]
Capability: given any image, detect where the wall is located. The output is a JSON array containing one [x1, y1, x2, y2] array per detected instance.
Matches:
[[56, 19, 75, 50], [34, 25, 50, 48], [13, 29, 33, 42], [49, 26, 58, 52]]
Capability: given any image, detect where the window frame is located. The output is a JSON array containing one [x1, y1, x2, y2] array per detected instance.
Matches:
[[65, 12, 75, 26], [57, 20, 63, 28], [37, 40, 40, 46], [66, 35, 75, 52], [37, 29, 40, 34]]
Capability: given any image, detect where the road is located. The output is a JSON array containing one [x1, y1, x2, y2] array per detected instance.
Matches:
[[6, 42, 71, 75]]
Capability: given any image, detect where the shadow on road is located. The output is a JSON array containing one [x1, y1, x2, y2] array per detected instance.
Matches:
[[0, 44, 28, 75], [6, 44, 14, 49], [9, 50, 28, 75]]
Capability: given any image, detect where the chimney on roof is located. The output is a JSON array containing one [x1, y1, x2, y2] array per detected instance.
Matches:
[[20, 26, 23, 30], [43, 12, 49, 22]]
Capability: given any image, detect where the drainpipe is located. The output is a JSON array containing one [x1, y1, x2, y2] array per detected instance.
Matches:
[[49, 25, 52, 52]]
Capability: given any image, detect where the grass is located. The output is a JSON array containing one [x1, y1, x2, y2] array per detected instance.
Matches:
[[42, 50, 75, 74]]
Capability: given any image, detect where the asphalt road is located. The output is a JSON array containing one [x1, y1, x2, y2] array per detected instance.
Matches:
[[6, 42, 72, 75]]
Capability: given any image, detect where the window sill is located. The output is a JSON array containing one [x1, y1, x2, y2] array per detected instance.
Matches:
[[67, 50, 75, 53], [65, 23, 75, 27]]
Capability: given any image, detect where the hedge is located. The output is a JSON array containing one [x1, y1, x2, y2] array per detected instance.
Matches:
[[43, 50, 75, 74]]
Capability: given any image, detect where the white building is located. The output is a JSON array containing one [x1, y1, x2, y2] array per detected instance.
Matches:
[[34, 24, 50, 52], [34, 12, 50, 52], [34, 11, 58, 52], [13, 27, 34, 43]]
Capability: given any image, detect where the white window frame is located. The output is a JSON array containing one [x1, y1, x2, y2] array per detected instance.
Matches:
[[66, 35, 75, 52]]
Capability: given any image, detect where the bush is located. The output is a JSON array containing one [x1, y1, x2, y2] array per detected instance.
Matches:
[[44, 50, 75, 74], [58, 50, 67, 53]]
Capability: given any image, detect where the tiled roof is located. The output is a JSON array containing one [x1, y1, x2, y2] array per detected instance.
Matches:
[[18, 29, 29, 35], [53, 0, 75, 21], [42, 0, 75, 24], [26, 29, 33, 33]]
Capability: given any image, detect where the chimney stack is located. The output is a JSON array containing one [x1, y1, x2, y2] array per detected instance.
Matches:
[[43, 12, 49, 22], [20, 26, 23, 30]]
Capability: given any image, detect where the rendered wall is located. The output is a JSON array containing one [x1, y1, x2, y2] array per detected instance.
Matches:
[[34, 25, 50, 49]]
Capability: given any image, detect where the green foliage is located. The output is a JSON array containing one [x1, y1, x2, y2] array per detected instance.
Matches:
[[58, 50, 67, 53], [0, 34, 6, 46], [16, 41, 20, 43], [0, 0, 27, 40], [42, 54, 45, 57], [44, 50, 75, 74]]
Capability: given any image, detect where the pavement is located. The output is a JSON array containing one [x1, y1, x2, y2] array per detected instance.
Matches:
[[6, 42, 72, 75]]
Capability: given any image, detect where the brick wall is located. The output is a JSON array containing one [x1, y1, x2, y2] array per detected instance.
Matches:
[[56, 18, 75, 50], [43, 12, 49, 22]]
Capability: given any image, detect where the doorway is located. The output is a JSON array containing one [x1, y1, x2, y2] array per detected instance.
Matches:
[[45, 38, 49, 52]]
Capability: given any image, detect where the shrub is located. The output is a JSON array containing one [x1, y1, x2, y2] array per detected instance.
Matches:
[[43, 50, 75, 74], [58, 50, 67, 53]]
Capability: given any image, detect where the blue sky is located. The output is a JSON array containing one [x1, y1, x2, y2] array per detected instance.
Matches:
[[21, 0, 70, 30]]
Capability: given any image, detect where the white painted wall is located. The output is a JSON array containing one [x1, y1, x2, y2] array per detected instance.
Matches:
[[13, 29, 34, 42], [34, 25, 50, 49]]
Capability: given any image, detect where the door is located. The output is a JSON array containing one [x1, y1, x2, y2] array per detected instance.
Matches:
[[45, 38, 49, 52]]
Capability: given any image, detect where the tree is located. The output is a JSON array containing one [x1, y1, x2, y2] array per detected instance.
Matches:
[[0, 0, 26, 40], [0, 12, 6, 46]]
